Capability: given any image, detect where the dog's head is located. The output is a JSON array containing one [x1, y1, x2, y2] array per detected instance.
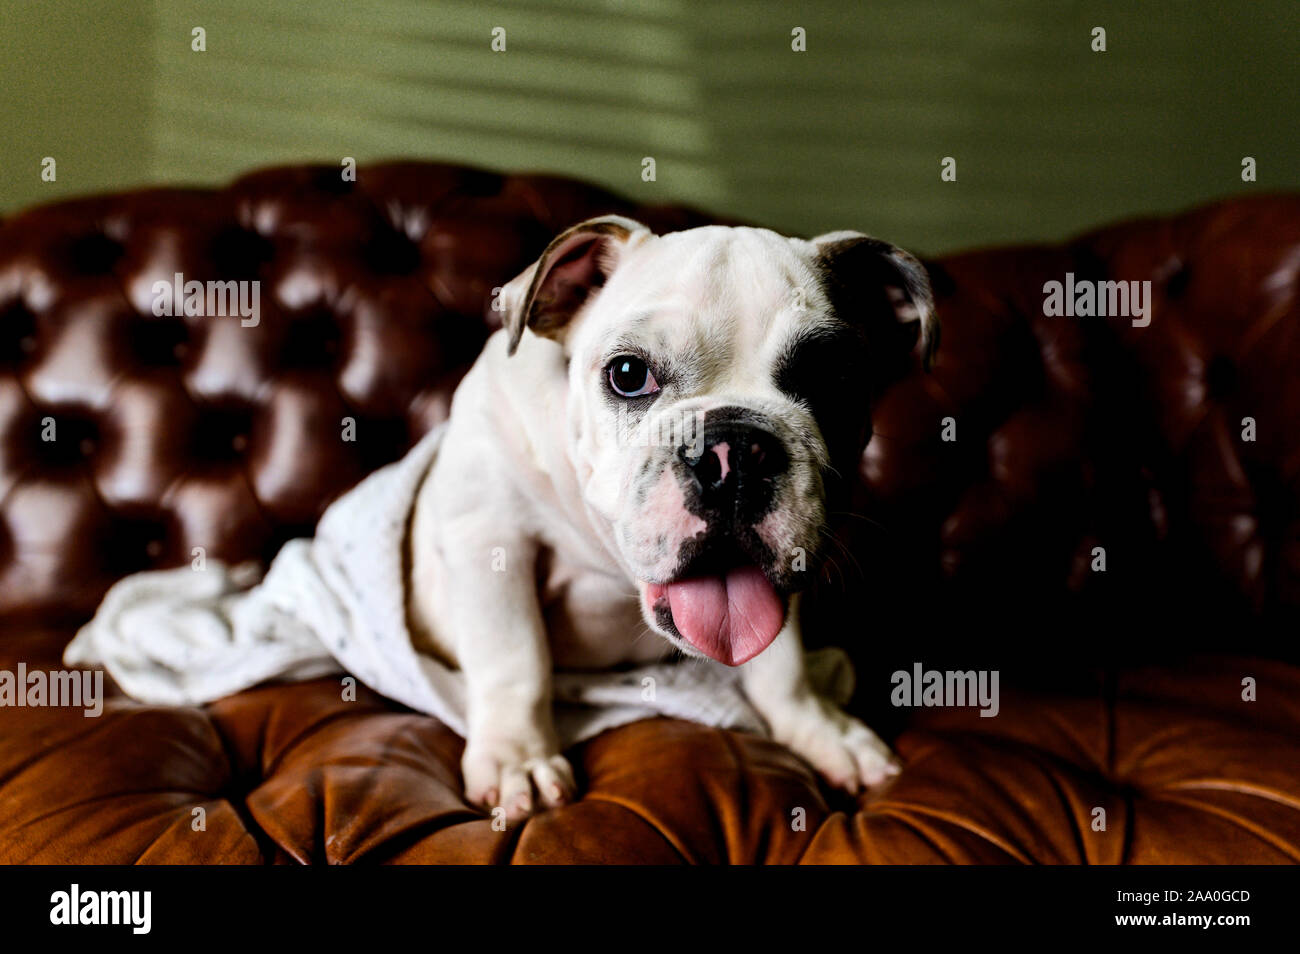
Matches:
[[500, 215, 937, 666]]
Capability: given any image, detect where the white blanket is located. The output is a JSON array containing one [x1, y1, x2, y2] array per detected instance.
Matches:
[[64, 425, 853, 747]]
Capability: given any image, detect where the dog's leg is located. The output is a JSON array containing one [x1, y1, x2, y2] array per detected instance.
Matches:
[[442, 533, 576, 823], [740, 596, 900, 794]]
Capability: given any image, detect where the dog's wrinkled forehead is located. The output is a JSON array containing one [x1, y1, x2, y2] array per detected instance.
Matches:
[[573, 227, 832, 376], [504, 214, 938, 382]]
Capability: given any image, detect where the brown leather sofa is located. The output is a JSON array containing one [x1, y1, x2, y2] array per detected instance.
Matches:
[[0, 163, 1296, 864]]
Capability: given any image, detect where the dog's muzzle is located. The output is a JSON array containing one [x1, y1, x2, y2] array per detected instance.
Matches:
[[643, 411, 798, 667]]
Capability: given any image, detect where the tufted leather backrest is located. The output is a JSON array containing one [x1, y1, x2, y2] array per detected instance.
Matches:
[[0, 164, 1296, 647], [825, 195, 1300, 656], [0, 163, 715, 623]]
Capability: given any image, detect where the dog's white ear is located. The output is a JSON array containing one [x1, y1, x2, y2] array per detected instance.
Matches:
[[502, 214, 648, 356], [812, 231, 939, 371]]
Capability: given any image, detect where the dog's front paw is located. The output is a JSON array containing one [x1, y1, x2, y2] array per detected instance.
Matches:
[[769, 695, 900, 795], [462, 737, 577, 824]]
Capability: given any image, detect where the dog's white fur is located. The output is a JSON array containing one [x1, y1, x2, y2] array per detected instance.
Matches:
[[408, 216, 935, 821]]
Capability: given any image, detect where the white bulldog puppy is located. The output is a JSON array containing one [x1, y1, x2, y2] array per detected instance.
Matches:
[[408, 215, 938, 821]]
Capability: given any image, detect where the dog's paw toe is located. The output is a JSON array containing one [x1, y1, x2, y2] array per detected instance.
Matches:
[[464, 745, 576, 823], [774, 699, 901, 795]]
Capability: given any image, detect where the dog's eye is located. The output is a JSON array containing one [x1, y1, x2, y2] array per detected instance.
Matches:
[[607, 355, 660, 398]]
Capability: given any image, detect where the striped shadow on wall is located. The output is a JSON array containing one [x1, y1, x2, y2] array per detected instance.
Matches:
[[146, 0, 1297, 253]]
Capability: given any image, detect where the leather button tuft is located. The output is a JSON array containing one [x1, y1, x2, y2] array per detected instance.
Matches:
[[1165, 263, 1191, 297], [0, 300, 38, 365], [100, 515, 172, 575], [1204, 354, 1237, 399], [280, 310, 341, 369], [310, 166, 356, 195], [364, 228, 421, 275], [209, 226, 276, 280], [35, 414, 98, 467], [457, 168, 505, 197], [128, 317, 188, 367], [191, 405, 256, 462], [66, 232, 124, 275]]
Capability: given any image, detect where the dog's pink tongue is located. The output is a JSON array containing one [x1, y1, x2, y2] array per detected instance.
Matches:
[[664, 566, 785, 666]]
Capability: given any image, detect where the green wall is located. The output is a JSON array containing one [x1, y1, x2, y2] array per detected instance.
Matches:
[[3, 0, 1296, 254], [1, 1, 154, 209]]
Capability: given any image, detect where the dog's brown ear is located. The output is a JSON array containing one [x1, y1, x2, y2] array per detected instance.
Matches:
[[812, 231, 939, 371], [501, 214, 648, 356]]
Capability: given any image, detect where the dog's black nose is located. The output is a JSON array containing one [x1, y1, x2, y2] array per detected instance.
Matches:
[[680, 422, 787, 514]]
